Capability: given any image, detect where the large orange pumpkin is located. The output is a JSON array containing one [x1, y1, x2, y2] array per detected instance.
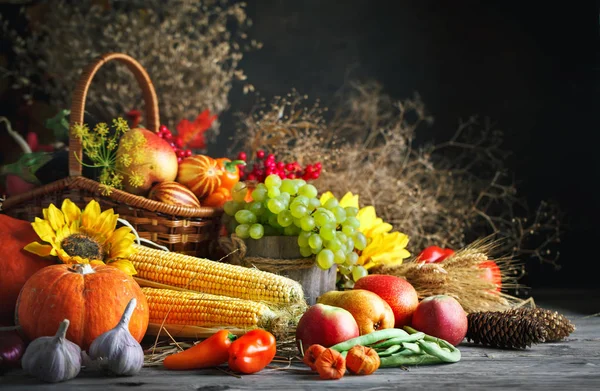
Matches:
[[0, 215, 54, 321], [15, 263, 149, 350]]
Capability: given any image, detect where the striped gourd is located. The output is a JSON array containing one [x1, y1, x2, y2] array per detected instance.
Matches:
[[130, 244, 305, 304], [147, 181, 201, 208], [142, 287, 276, 329]]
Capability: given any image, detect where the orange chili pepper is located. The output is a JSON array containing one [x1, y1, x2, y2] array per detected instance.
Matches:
[[203, 187, 231, 208], [216, 158, 246, 191], [163, 330, 237, 370]]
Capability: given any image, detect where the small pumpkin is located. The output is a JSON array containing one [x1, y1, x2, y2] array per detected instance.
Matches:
[[0, 215, 54, 321], [176, 155, 222, 198], [15, 263, 149, 350]]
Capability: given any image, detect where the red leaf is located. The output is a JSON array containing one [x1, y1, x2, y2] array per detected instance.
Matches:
[[176, 110, 217, 150]]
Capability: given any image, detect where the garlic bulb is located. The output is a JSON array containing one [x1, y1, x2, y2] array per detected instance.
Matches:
[[21, 319, 81, 383], [88, 298, 144, 375]]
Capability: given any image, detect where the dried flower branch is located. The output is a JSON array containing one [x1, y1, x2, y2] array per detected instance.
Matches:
[[1, 0, 259, 142], [231, 82, 562, 271]]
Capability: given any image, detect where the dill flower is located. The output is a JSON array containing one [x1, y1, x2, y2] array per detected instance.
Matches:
[[24, 199, 138, 275]]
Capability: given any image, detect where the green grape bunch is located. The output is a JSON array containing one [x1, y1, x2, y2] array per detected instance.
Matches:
[[222, 174, 369, 281]]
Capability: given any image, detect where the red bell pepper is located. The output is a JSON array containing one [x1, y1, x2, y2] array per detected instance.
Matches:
[[228, 329, 276, 374], [417, 246, 455, 263]]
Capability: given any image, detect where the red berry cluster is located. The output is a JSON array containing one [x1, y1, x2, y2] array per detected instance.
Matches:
[[157, 125, 193, 163], [237, 150, 322, 182]]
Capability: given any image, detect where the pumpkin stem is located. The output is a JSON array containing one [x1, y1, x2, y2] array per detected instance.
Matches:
[[118, 298, 137, 328], [54, 319, 70, 342], [68, 263, 96, 275]]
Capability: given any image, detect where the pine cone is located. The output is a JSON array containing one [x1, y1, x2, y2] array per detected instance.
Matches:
[[505, 307, 575, 341], [467, 310, 547, 349]]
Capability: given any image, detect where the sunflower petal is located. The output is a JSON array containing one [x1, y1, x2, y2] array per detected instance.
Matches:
[[107, 259, 137, 276], [339, 192, 359, 208], [61, 199, 81, 225], [93, 209, 118, 240], [319, 191, 334, 206], [23, 242, 54, 257], [107, 227, 137, 259], [45, 203, 66, 231], [81, 200, 101, 230], [31, 218, 57, 243]]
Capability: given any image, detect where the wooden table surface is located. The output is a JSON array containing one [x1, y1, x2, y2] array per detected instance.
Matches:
[[1, 289, 599, 390]]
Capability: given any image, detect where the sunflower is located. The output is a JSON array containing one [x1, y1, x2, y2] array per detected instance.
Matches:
[[320, 191, 411, 270], [24, 199, 138, 275]]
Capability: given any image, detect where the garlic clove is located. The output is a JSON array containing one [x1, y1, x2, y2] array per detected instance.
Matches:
[[87, 297, 144, 376], [21, 319, 81, 383]]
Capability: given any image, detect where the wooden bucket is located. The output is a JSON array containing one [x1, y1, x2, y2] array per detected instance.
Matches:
[[243, 236, 337, 305]]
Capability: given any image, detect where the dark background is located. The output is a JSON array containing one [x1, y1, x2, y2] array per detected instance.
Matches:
[[218, 0, 598, 290], [1, 1, 598, 290]]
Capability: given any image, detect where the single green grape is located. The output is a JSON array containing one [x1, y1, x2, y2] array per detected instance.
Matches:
[[267, 187, 281, 199], [332, 206, 347, 224], [276, 210, 294, 227], [292, 216, 303, 228], [335, 231, 348, 243], [297, 231, 312, 247], [293, 179, 307, 188], [278, 192, 291, 205], [265, 174, 282, 189], [342, 224, 355, 236], [299, 245, 313, 257], [338, 265, 352, 275], [280, 179, 297, 195], [314, 209, 335, 227], [333, 249, 346, 265], [344, 238, 355, 254], [223, 200, 244, 216], [344, 206, 359, 217], [231, 182, 248, 202], [316, 249, 335, 270], [351, 265, 368, 281], [268, 213, 283, 228], [319, 224, 336, 241], [248, 201, 266, 216], [300, 215, 316, 231], [234, 209, 257, 224], [235, 223, 250, 239], [298, 184, 318, 198], [290, 204, 308, 218], [308, 233, 323, 249], [308, 197, 321, 211], [324, 197, 339, 210], [292, 195, 309, 206], [284, 224, 302, 236], [345, 251, 359, 265], [251, 187, 268, 202], [326, 238, 342, 252], [249, 223, 264, 239], [345, 216, 360, 229], [267, 198, 285, 214], [353, 232, 368, 250]]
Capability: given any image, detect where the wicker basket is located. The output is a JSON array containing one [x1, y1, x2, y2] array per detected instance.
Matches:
[[0, 53, 222, 257]]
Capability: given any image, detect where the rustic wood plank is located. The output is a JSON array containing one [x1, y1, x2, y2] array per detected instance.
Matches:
[[2, 291, 599, 390]]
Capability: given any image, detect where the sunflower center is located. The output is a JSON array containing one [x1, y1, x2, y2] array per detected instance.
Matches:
[[61, 233, 103, 260]]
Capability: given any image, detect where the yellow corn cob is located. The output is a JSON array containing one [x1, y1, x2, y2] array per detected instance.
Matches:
[[142, 287, 277, 329], [130, 244, 305, 304]]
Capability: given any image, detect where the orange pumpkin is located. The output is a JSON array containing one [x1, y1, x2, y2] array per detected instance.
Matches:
[[0, 215, 54, 322], [15, 263, 149, 350], [177, 155, 222, 198]]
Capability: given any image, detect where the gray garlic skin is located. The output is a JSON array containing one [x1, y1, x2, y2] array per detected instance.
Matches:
[[87, 298, 144, 376], [21, 319, 81, 383]]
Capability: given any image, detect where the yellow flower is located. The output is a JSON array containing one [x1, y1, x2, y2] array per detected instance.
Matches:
[[24, 199, 138, 275], [320, 191, 411, 270]]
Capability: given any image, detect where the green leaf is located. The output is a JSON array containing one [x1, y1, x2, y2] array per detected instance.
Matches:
[[0, 152, 53, 184], [45, 109, 70, 142]]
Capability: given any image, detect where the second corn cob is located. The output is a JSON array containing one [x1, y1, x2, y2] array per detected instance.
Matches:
[[142, 287, 278, 330], [131, 244, 305, 304]]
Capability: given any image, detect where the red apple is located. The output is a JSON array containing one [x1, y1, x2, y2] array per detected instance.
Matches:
[[116, 128, 178, 195], [295, 304, 359, 352], [353, 274, 419, 328], [411, 295, 468, 346]]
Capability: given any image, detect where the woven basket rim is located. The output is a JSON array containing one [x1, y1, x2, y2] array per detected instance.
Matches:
[[1, 176, 222, 218]]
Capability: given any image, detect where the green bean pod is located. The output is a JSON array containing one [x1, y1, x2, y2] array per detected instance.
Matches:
[[329, 328, 410, 352], [376, 345, 402, 357], [370, 332, 425, 348], [417, 340, 461, 363], [401, 342, 422, 354], [379, 353, 444, 368]]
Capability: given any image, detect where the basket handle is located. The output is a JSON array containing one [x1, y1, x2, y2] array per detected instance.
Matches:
[[68, 52, 160, 177]]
